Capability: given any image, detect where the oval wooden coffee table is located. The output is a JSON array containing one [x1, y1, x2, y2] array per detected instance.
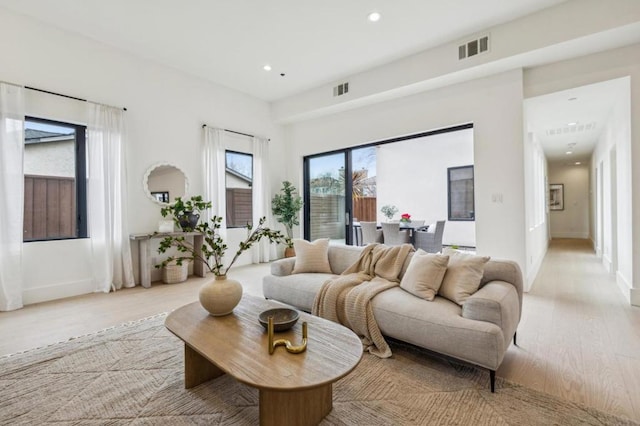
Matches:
[[165, 294, 363, 426]]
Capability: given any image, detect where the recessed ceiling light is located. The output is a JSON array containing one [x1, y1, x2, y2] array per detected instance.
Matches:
[[566, 151, 573, 155], [367, 11, 381, 22], [575, 162, 581, 165], [567, 122, 577, 126], [263, 65, 272, 71]]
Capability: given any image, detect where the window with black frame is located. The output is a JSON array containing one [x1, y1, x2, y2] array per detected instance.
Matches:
[[448, 165, 474, 221], [23, 117, 87, 241]]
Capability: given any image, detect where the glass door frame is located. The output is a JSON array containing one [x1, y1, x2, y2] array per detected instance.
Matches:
[[303, 149, 354, 244], [302, 123, 473, 244]]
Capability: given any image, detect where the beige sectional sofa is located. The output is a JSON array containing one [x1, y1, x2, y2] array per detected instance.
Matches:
[[262, 244, 523, 392]]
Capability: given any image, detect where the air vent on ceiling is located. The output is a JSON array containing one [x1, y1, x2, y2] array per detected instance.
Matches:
[[458, 35, 490, 60], [545, 122, 597, 136], [333, 82, 349, 97]]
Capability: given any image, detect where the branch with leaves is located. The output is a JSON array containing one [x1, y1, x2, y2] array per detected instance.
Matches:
[[156, 216, 283, 276]]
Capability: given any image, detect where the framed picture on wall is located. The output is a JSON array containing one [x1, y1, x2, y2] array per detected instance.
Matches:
[[549, 184, 564, 211]]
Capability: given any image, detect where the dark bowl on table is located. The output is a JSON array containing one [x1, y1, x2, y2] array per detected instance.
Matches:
[[258, 308, 299, 332]]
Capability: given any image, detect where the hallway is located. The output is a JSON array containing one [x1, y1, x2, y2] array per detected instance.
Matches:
[[499, 238, 640, 422]]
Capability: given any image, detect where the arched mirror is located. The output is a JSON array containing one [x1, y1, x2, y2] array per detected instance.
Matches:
[[143, 163, 188, 205]]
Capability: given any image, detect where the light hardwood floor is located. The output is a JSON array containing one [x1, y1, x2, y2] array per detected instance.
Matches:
[[499, 238, 640, 422], [2, 239, 639, 422]]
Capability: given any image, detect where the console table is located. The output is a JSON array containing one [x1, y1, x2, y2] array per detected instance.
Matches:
[[130, 231, 206, 288]]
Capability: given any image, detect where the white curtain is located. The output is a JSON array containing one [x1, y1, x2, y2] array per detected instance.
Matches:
[[87, 103, 134, 292], [0, 83, 25, 311], [203, 126, 227, 239], [252, 136, 274, 263]]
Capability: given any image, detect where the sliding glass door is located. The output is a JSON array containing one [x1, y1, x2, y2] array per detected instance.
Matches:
[[303, 146, 378, 245], [304, 152, 351, 244], [303, 124, 473, 247]]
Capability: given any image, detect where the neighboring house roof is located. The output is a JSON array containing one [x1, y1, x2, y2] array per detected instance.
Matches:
[[25, 129, 74, 145], [225, 167, 252, 184]]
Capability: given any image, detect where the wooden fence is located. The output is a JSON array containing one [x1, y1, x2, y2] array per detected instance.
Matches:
[[309, 194, 345, 240], [309, 195, 378, 240], [353, 196, 377, 221], [24, 175, 76, 241], [226, 188, 253, 228]]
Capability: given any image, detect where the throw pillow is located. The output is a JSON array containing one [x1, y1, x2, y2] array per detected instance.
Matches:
[[400, 249, 449, 301], [438, 248, 490, 305], [291, 238, 332, 274]]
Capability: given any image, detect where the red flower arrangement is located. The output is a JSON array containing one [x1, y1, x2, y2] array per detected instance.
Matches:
[[400, 213, 411, 223]]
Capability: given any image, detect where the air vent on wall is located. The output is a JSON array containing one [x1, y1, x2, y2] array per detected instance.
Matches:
[[333, 82, 349, 97], [458, 35, 490, 60]]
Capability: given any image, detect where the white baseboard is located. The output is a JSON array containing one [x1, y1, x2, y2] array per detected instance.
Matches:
[[23, 279, 94, 305], [616, 271, 632, 305]]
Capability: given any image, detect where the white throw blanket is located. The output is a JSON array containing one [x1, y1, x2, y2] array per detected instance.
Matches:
[[312, 243, 414, 358]]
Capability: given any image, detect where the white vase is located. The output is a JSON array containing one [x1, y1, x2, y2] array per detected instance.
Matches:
[[198, 275, 243, 316]]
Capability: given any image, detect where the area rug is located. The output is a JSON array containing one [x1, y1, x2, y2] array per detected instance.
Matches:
[[1, 314, 636, 426]]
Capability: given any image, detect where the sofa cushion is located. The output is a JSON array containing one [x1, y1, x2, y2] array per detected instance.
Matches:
[[263, 273, 336, 312], [400, 249, 449, 301], [327, 245, 364, 274], [439, 248, 490, 305], [292, 238, 332, 274], [372, 288, 505, 370]]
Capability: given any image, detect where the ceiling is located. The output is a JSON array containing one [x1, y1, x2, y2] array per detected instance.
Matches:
[[525, 78, 627, 165], [4, 0, 631, 165], [0, 0, 567, 101]]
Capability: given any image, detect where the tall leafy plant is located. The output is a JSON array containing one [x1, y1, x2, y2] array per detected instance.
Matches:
[[271, 181, 303, 247]]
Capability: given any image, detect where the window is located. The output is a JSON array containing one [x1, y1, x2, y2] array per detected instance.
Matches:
[[448, 165, 474, 221], [225, 150, 253, 228], [23, 117, 87, 241]]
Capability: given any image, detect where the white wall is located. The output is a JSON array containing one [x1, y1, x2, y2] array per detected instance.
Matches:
[[0, 8, 286, 304], [547, 163, 590, 239], [285, 70, 527, 276], [522, 131, 548, 288], [376, 129, 475, 247], [589, 78, 632, 292], [525, 45, 638, 305]]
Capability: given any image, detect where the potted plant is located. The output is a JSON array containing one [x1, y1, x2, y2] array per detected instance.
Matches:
[[380, 204, 398, 221], [160, 195, 212, 231], [156, 213, 283, 316], [271, 181, 303, 257]]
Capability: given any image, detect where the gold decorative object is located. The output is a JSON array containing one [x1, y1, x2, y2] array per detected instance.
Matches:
[[268, 317, 308, 354]]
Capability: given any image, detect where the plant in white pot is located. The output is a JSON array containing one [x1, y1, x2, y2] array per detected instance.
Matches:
[[156, 212, 283, 316], [271, 181, 303, 257]]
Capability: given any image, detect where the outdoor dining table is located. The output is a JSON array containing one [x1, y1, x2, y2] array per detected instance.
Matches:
[[353, 222, 423, 246]]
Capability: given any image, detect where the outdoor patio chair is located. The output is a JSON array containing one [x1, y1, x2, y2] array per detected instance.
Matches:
[[414, 220, 445, 253], [381, 222, 410, 246], [360, 221, 383, 245]]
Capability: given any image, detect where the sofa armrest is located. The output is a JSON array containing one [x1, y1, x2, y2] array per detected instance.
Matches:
[[462, 281, 520, 346], [270, 257, 296, 276]]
